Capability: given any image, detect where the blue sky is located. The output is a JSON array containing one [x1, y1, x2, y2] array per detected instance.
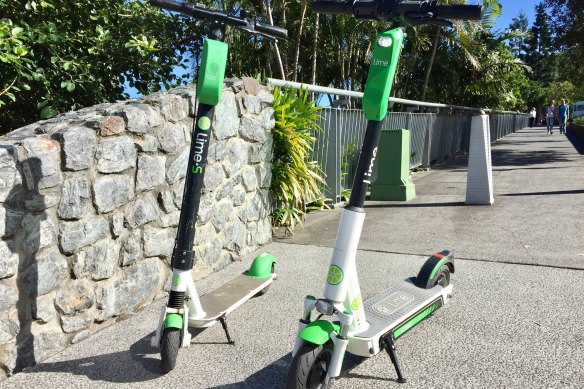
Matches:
[[493, 0, 539, 31], [127, 0, 542, 97]]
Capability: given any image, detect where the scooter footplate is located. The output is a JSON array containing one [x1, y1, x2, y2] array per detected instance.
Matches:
[[190, 273, 274, 326], [355, 280, 444, 340]]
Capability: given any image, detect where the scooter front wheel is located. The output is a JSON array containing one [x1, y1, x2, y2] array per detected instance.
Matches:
[[160, 328, 181, 373], [287, 340, 334, 389]]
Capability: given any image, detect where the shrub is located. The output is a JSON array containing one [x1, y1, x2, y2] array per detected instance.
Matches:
[[270, 86, 326, 234]]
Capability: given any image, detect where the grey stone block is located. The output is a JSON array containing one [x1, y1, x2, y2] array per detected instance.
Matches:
[[124, 193, 159, 229], [223, 138, 248, 177], [96, 258, 165, 321], [0, 283, 18, 311], [95, 136, 137, 173], [22, 138, 62, 189], [93, 174, 135, 214], [213, 91, 239, 140], [73, 238, 120, 281], [158, 122, 186, 154], [59, 126, 97, 171], [0, 144, 22, 202], [136, 154, 166, 191], [59, 216, 110, 254], [20, 247, 68, 297], [0, 240, 18, 279], [143, 225, 174, 258], [61, 314, 92, 333], [240, 114, 267, 143], [55, 279, 95, 315], [58, 177, 91, 220]]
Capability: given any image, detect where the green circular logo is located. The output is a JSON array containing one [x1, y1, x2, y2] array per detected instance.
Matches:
[[327, 265, 344, 285], [171, 274, 181, 286], [198, 116, 211, 131]]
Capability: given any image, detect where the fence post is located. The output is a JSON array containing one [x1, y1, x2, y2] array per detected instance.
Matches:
[[324, 109, 342, 204], [466, 113, 493, 205], [370, 129, 416, 201], [422, 113, 432, 169]]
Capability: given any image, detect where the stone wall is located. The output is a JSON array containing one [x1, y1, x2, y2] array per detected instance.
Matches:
[[0, 78, 275, 379]]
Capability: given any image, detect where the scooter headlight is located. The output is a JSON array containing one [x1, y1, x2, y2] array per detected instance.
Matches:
[[315, 299, 335, 316]]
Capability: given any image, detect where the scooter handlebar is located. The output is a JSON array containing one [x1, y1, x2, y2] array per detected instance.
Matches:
[[311, 0, 485, 21], [149, 0, 288, 39], [430, 4, 484, 20], [311, 0, 354, 15], [254, 22, 288, 39]]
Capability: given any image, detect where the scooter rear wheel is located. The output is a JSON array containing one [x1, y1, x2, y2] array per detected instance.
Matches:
[[160, 328, 180, 373], [287, 341, 334, 389]]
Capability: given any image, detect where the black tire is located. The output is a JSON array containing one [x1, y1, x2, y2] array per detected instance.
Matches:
[[254, 263, 275, 297], [415, 253, 452, 289], [160, 328, 181, 373], [287, 341, 334, 389]]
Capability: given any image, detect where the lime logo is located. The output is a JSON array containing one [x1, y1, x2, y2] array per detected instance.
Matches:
[[327, 265, 344, 285], [352, 295, 362, 310], [210, 62, 219, 74], [198, 116, 211, 131], [171, 274, 181, 286]]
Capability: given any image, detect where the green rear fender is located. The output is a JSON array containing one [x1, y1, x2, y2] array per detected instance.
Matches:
[[299, 320, 340, 345], [164, 313, 183, 330], [248, 253, 276, 278]]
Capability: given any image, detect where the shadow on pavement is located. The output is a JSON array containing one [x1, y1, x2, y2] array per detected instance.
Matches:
[[491, 149, 571, 166], [19, 333, 162, 383], [208, 354, 291, 388], [501, 189, 584, 197], [566, 130, 584, 154], [366, 202, 466, 208], [207, 352, 383, 388]]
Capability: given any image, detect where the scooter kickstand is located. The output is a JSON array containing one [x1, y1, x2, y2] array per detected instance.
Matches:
[[383, 337, 406, 384], [219, 315, 235, 345]]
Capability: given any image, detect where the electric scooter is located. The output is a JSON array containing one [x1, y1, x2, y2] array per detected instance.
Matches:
[[286, 1, 484, 387], [147, 0, 287, 373]]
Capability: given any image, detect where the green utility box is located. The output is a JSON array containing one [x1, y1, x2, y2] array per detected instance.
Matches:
[[370, 129, 416, 201]]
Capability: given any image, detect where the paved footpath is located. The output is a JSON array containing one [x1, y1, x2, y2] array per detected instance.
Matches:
[[3, 126, 583, 388]]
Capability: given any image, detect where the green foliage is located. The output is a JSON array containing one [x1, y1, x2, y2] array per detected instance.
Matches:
[[270, 86, 326, 233], [547, 81, 576, 104], [573, 117, 584, 126], [0, 0, 195, 133]]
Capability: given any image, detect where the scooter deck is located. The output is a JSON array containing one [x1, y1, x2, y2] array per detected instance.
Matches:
[[349, 279, 450, 356], [188, 272, 275, 327]]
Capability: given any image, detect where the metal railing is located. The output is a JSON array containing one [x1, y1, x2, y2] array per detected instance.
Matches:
[[265, 78, 530, 203], [312, 109, 528, 203]]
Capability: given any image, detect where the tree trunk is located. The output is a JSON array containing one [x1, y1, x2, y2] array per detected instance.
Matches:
[[422, 27, 441, 101], [293, 1, 308, 82], [311, 13, 319, 85], [265, 1, 286, 79]]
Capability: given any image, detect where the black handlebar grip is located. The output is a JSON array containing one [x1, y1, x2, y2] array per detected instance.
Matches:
[[432, 4, 484, 20], [149, 0, 181, 12], [254, 22, 288, 39], [312, 0, 354, 15]]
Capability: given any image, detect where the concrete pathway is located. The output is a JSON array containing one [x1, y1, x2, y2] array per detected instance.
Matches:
[[2, 126, 583, 388]]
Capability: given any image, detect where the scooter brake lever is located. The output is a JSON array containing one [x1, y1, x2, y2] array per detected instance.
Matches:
[[409, 16, 453, 27]]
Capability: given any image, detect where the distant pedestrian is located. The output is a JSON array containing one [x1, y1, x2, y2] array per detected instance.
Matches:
[[529, 107, 536, 128], [546, 100, 556, 135], [558, 98, 569, 134]]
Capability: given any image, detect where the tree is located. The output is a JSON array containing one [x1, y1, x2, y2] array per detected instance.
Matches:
[[506, 10, 530, 61], [525, 2, 556, 83], [544, 0, 584, 96], [0, 0, 193, 133]]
